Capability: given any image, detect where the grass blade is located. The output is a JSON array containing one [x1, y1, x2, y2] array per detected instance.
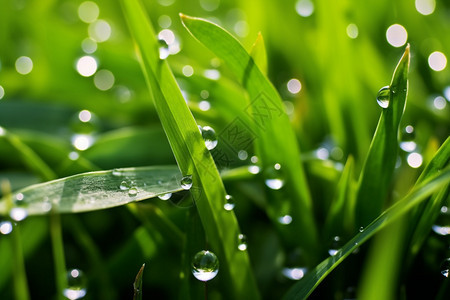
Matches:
[[180, 14, 318, 259], [120, 1, 260, 298], [283, 167, 450, 300], [0, 166, 184, 215], [355, 45, 410, 227], [133, 263, 145, 300], [249, 32, 268, 75]]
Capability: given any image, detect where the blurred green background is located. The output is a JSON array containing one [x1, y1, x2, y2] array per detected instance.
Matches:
[[0, 0, 449, 299]]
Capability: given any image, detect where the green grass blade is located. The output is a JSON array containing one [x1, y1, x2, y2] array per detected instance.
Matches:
[[249, 32, 268, 75], [120, 1, 260, 298], [180, 14, 318, 258], [0, 166, 184, 215], [355, 45, 410, 227], [283, 167, 450, 300]]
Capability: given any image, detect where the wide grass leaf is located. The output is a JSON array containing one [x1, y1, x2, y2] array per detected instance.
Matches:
[[181, 14, 318, 259], [120, 1, 260, 298], [0, 166, 184, 215], [355, 45, 410, 227]]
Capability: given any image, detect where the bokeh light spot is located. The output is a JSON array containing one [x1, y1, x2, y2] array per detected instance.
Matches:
[[94, 69, 115, 91], [386, 24, 408, 47], [15, 56, 33, 75], [89, 19, 111, 42], [428, 51, 447, 71], [295, 0, 314, 17], [415, 0, 435, 16], [76, 56, 97, 77], [78, 1, 99, 23], [346, 23, 359, 39], [287, 79, 302, 94]]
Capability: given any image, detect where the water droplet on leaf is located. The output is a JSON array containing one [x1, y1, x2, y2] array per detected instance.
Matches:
[[224, 194, 235, 211], [400, 125, 416, 152], [191, 250, 219, 282], [63, 269, 87, 300], [376, 86, 390, 108], [119, 181, 130, 190], [181, 175, 193, 190], [128, 187, 138, 196], [237, 234, 247, 251], [158, 193, 172, 200], [328, 236, 342, 256], [199, 125, 218, 150], [265, 164, 285, 190], [440, 258, 450, 278], [432, 206, 450, 236], [158, 39, 169, 59]]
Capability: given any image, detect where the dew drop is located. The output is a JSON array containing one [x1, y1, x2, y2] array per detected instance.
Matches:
[[158, 39, 170, 59], [191, 250, 219, 282], [112, 169, 122, 176], [0, 221, 13, 235], [200, 126, 218, 150], [181, 175, 193, 190], [278, 215, 293, 225], [119, 181, 130, 190], [158, 193, 172, 200], [359, 227, 364, 233], [376, 86, 390, 108], [63, 268, 87, 300], [237, 234, 247, 251], [128, 187, 138, 196], [440, 258, 450, 278], [224, 195, 235, 211], [400, 125, 417, 152], [264, 164, 285, 190], [282, 267, 307, 280], [432, 206, 450, 236], [10, 207, 28, 222], [328, 236, 342, 256]]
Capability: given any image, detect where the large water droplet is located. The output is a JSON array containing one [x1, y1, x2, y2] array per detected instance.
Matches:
[[63, 269, 87, 300], [432, 206, 450, 236], [376, 86, 390, 108], [159, 39, 169, 59], [0, 221, 13, 235], [128, 187, 138, 196], [224, 194, 235, 211], [10, 207, 28, 222], [199, 125, 218, 150], [282, 267, 307, 280], [440, 258, 450, 278], [191, 250, 219, 282], [119, 180, 130, 190], [158, 193, 172, 200], [181, 175, 193, 190], [265, 164, 285, 190], [237, 234, 247, 251], [328, 236, 342, 256]]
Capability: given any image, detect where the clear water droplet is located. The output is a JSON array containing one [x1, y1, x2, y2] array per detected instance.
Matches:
[[440, 258, 450, 278], [328, 236, 342, 256], [112, 169, 122, 176], [158, 39, 169, 59], [158, 193, 172, 200], [63, 268, 87, 300], [237, 234, 247, 251], [181, 175, 193, 190], [265, 164, 285, 190], [10, 207, 28, 222], [199, 125, 218, 150], [0, 221, 13, 235], [278, 215, 293, 225], [432, 206, 450, 236], [191, 250, 219, 282], [400, 125, 417, 152], [359, 227, 364, 232], [128, 187, 138, 196], [282, 267, 307, 280], [224, 194, 235, 211], [119, 180, 130, 190], [376, 86, 390, 108]]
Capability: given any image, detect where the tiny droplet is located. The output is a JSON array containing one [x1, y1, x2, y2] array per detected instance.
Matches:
[[237, 234, 247, 251], [224, 195, 235, 211]]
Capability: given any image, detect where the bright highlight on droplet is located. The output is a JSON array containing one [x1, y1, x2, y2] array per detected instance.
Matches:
[[0, 85, 4, 99], [428, 51, 447, 71], [182, 65, 194, 77], [407, 152, 423, 168], [78, 1, 99, 23], [287, 78, 302, 94], [415, 0, 435, 15], [89, 19, 111, 42], [94, 69, 115, 91], [76, 56, 97, 77], [15, 56, 33, 75], [386, 24, 408, 47], [78, 110, 92, 122], [346, 23, 359, 39], [282, 267, 307, 280], [295, 0, 314, 17]]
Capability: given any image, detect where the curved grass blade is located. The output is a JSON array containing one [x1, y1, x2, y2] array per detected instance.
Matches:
[[250, 32, 268, 75], [355, 45, 410, 227], [180, 14, 318, 258], [120, 1, 260, 298], [133, 263, 145, 300], [283, 167, 450, 300], [0, 166, 184, 215]]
